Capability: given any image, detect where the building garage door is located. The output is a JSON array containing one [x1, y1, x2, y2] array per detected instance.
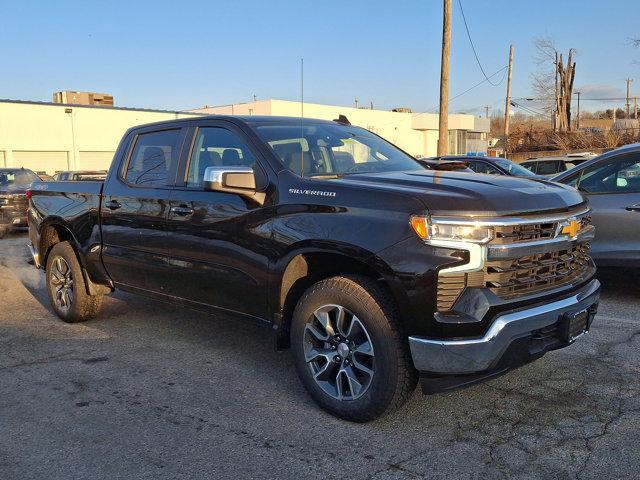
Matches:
[[79, 151, 115, 171], [11, 151, 69, 174]]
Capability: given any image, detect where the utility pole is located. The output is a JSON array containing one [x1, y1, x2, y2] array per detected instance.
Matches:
[[485, 106, 491, 118], [504, 44, 514, 155], [437, 0, 452, 156], [635, 96, 638, 119], [575, 91, 581, 130], [626, 78, 633, 118]]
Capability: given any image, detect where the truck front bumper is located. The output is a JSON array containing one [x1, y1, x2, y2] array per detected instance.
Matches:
[[409, 278, 600, 392], [0, 206, 28, 230]]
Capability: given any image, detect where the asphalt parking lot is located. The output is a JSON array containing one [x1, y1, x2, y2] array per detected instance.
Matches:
[[1, 232, 639, 480]]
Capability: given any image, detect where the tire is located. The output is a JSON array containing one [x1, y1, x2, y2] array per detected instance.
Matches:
[[46, 241, 103, 323], [0, 228, 7, 239], [291, 275, 418, 422]]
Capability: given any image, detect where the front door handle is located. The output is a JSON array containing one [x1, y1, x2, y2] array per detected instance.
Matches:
[[104, 200, 121, 210], [625, 204, 640, 212], [170, 205, 194, 216]]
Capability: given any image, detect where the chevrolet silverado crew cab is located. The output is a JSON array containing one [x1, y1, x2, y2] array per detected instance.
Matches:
[[28, 115, 600, 421]]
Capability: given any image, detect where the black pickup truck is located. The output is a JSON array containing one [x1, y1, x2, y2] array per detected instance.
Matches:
[[28, 115, 600, 421]]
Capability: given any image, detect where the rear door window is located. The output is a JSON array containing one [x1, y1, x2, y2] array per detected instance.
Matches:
[[537, 161, 560, 175], [124, 129, 181, 187], [468, 161, 501, 175]]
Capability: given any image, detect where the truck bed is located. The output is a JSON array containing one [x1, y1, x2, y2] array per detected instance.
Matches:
[[29, 180, 104, 266]]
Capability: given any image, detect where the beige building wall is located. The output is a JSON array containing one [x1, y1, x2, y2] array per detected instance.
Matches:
[[0, 97, 490, 174], [192, 99, 425, 156], [0, 101, 200, 173], [191, 99, 488, 158]]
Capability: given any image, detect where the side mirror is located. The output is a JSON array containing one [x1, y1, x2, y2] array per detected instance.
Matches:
[[203, 166, 256, 195]]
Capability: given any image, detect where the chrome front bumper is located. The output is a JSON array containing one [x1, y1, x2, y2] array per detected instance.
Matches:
[[409, 278, 601, 374]]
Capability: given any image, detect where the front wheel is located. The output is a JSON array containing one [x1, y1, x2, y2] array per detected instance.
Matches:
[[46, 241, 103, 323], [291, 275, 417, 422]]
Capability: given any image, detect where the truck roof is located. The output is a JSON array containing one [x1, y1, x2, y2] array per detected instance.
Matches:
[[128, 115, 342, 131]]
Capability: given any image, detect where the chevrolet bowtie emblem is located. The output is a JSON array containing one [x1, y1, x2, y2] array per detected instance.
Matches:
[[561, 220, 580, 238]]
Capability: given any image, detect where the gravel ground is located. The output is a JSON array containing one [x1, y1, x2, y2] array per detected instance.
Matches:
[[1, 231, 639, 480]]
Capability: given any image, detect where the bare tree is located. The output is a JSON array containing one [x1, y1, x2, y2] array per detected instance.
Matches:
[[556, 49, 576, 132], [531, 37, 576, 132], [531, 37, 558, 116]]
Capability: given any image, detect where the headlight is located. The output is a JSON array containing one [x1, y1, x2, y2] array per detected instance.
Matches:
[[410, 216, 493, 244]]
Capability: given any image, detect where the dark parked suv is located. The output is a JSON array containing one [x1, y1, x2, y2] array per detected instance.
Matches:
[[427, 155, 541, 178], [0, 167, 40, 238], [28, 116, 600, 421]]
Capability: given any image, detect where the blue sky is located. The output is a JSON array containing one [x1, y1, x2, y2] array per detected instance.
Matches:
[[2, 0, 639, 115]]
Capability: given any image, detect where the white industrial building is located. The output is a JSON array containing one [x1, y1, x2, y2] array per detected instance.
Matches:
[[0, 97, 489, 173]]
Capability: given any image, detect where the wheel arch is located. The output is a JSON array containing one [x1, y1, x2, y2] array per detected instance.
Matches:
[[273, 242, 412, 349], [38, 219, 108, 296], [39, 219, 79, 269]]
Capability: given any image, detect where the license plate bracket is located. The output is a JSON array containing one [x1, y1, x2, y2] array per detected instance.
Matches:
[[560, 308, 591, 344]]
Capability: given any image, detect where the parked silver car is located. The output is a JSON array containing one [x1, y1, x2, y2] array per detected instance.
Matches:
[[521, 153, 596, 177], [552, 144, 640, 266]]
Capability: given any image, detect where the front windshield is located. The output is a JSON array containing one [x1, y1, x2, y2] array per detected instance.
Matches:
[[493, 158, 536, 176], [0, 170, 39, 188], [255, 123, 426, 176]]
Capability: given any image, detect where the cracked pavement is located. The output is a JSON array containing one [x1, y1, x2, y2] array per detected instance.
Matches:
[[1, 232, 639, 479]]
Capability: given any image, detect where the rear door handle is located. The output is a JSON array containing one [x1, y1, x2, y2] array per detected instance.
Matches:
[[625, 204, 640, 212], [170, 205, 194, 216], [104, 200, 121, 210]]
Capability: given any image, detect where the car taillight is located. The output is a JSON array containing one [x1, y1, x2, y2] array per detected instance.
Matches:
[[25, 190, 32, 200]]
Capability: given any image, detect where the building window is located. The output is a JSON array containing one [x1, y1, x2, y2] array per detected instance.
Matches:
[[448, 130, 467, 155]]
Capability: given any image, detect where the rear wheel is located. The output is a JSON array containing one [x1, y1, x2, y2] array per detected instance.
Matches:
[[46, 241, 103, 322], [0, 228, 7, 239], [291, 275, 417, 422]]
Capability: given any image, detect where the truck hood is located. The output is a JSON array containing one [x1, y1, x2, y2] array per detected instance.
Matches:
[[329, 170, 585, 216]]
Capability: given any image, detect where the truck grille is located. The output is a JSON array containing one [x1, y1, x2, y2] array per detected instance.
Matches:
[[436, 271, 483, 311], [493, 222, 556, 243], [436, 213, 593, 312], [483, 243, 590, 298], [0, 194, 28, 210]]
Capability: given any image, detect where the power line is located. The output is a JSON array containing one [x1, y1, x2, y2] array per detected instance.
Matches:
[[512, 102, 544, 116], [368, 65, 509, 129], [449, 66, 508, 104], [510, 101, 546, 116], [457, 0, 503, 86], [422, 66, 508, 117], [513, 96, 635, 102]]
